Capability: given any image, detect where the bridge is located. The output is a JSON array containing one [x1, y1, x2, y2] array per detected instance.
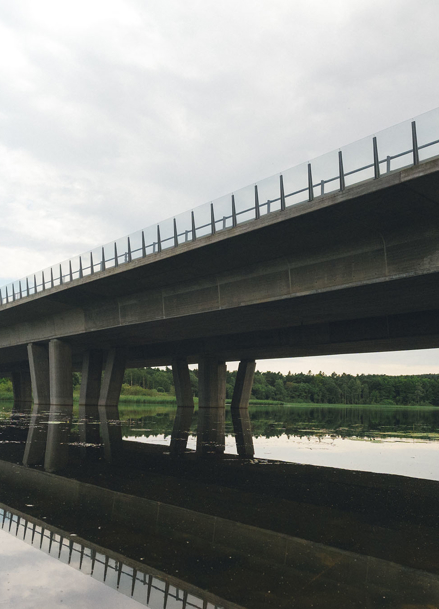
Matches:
[[1, 107, 439, 471]]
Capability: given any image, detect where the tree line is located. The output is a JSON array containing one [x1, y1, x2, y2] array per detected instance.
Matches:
[[1, 367, 439, 406], [121, 367, 439, 406]]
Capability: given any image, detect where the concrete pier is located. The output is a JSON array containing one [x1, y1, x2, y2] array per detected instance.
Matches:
[[11, 367, 32, 416], [44, 339, 73, 472], [98, 347, 127, 462], [79, 350, 103, 453], [23, 343, 50, 466], [231, 360, 256, 458], [197, 358, 226, 456], [170, 358, 194, 457]]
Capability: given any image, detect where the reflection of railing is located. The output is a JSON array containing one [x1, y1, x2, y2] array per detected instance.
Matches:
[[0, 506, 224, 609], [1, 107, 439, 307]]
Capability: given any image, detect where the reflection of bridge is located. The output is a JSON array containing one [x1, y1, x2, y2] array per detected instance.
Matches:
[[1, 453, 439, 608], [1, 109, 439, 470]]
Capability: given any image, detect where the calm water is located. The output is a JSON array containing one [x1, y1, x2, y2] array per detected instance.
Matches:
[[120, 402, 439, 481], [1, 400, 439, 608]]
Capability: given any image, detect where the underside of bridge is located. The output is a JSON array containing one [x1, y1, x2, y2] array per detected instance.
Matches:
[[2, 156, 439, 470]]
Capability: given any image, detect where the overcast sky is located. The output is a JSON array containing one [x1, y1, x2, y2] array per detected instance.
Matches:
[[0, 0, 438, 375]]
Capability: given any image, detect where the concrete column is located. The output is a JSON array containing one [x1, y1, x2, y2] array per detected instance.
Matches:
[[23, 343, 50, 466], [231, 360, 256, 458], [44, 339, 73, 472], [11, 367, 32, 415], [196, 357, 226, 456], [98, 347, 126, 462], [79, 350, 103, 456], [170, 358, 194, 457]]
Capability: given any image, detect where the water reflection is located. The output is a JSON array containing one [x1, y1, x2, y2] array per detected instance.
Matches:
[[1, 400, 439, 607]]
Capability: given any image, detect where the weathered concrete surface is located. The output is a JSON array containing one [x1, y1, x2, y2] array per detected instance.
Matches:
[[197, 358, 227, 455], [78, 349, 103, 449], [231, 360, 256, 458], [0, 159, 439, 369], [45, 339, 73, 472], [98, 347, 126, 462], [170, 358, 194, 457], [22, 343, 50, 466]]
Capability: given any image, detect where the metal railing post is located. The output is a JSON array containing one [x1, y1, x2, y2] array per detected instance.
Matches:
[[157, 225, 162, 252], [173, 219, 178, 247], [34, 275, 37, 293], [42, 271, 45, 291], [26, 278, 30, 296], [50, 268, 54, 288], [19, 281, 22, 299], [412, 120, 419, 165], [280, 175, 286, 210], [307, 163, 314, 201], [78, 256, 83, 278], [89, 253, 94, 275], [191, 211, 196, 241], [127, 237, 132, 262], [254, 185, 260, 219], [141, 231, 146, 257], [321, 180, 325, 195], [69, 261, 73, 282], [210, 203, 216, 235], [114, 243, 119, 267], [231, 194, 237, 227], [373, 136, 380, 179], [59, 264, 63, 284], [101, 247, 106, 271], [338, 150, 345, 191]]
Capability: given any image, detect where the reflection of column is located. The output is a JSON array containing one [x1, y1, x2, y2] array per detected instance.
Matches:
[[170, 358, 194, 457], [23, 343, 50, 466], [79, 350, 103, 457], [231, 360, 256, 458], [196, 357, 226, 456], [44, 339, 73, 473], [11, 368, 32, 416], [98, 348, 126, 462]]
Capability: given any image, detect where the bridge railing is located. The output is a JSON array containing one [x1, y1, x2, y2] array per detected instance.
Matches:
[[1, 106, 439, 305]]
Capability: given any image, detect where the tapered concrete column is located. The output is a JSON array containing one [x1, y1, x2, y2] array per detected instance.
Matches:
[[98, 347, 126, 462], [23, 343, 50, 466], [11, 368, 32, 415], [231, 360, 256, 458], [44, 339, 73, 472], [79, 350, 103, 455], [196, 357, 226, 456], [170, 358, 194, 457]]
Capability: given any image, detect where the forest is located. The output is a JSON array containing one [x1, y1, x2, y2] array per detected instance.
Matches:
[[121, 367, 439, 406], [1, 367, 439, 406]]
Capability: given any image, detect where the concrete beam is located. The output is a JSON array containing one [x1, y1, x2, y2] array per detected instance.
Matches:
[[23, 343, 50, 467], [44, 339, 73, 472], [98, 347, 126, 462], [231, 360, 255, 458], [78, 350, 103, 453], [170, 358, 194, 457], [196, 358, 226, 456]]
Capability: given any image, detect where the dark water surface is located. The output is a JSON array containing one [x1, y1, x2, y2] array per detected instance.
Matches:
[[1, 400, 439, 608]]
